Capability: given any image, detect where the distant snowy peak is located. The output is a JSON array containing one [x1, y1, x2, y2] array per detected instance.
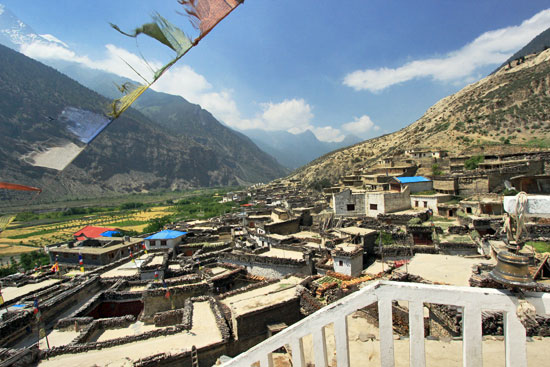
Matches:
[[0, 4, 56, 50]]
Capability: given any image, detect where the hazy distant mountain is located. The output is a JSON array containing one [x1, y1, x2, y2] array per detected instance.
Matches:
[[0, 5, 287, 201], [0, 43, 286, 202], [242, 129, 361, 169]]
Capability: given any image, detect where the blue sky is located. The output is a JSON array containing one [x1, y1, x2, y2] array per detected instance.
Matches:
[[2, 1, 550, 142]]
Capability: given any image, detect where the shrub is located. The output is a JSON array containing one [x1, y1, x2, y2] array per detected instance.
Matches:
[[464, 155, 484, 170]]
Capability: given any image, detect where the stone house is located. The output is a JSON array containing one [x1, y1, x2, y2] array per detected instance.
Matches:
[[332, 187, 411, 217], [433, 177, 458, 195], [331, 244, 363, 277], [144, 230, 187, 251], [410, 193, 452, 214], [389, 176, 433, 193], [49, 237, 143, 266], [459, 195, 504, 216]]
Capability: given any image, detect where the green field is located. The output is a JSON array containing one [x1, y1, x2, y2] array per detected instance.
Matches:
[[0, 187, 246, 253], [527, 241, 550, 253]]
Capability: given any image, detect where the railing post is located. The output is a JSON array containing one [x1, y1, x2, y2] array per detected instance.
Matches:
[[259, 352, 273, 367], [378, 297, 395, 367], [289, 338, 305, 367], [408, 301, 426, 367], [313, 326, 328, 367], [334, 314, 350, 367], [462, 305, 482, 367], [504, 311, 527, 367]]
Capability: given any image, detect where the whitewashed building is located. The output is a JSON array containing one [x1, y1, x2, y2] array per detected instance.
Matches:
[[332, 244, 363, 277], [144, 230, 187, 250]]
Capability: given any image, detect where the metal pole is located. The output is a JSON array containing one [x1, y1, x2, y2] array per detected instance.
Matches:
[[379, 230, 384, 272]]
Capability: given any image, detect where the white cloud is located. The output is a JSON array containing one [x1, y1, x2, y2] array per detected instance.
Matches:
[[152, 65, 212, 99], [17, 35, 345, 142], [259, 99, 313, 132], [342, 115, 379, 135], [21, 40, 90, 65], [310, 126, 345, 142], [344, 9, 550, 92], [20, 40, 163, 83], [39, 34, 69, 48]]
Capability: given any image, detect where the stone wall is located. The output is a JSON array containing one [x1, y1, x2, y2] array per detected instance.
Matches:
[[231, 296, 301, 341], [526, 224, 550, 239], [264, 218, 301, 235], [0, 311, 33, 346], [377, 211, 429, 225], [448, 225, 470, 235], [438, 242, 479, 256], [219, 252, 311, 279], [217, 279, 279, 300], [153, 299, 193, 327], [142, 283, 210, 318]]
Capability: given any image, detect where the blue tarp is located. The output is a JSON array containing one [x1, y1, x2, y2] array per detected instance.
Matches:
[[145, 230, 187, 240], [394, 176, 430, 183], [100, 230, 121, 237]]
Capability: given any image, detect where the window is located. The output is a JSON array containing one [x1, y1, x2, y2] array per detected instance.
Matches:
[[370, 204, 378, 210], [423, 201, 428, 208], [346, 204, 355, 211], [415, 201, 419, 207], [160, 240, 167, 246], [339, 260, 343, 266], [466, 207, 472, 214]]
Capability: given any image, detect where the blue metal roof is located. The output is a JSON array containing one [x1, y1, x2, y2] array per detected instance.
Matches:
[[395, 176, 431, 183], [100, 230, 120, 237], [145, 230, 188, 240]]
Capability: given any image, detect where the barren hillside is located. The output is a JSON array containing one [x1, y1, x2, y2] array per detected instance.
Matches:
[[291, 49, 550, 185]]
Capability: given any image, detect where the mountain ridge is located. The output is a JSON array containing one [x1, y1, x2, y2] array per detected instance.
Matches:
[[290, 47, 550, 185], [0, 43, 286, 202], [241, 129, 361, 169]]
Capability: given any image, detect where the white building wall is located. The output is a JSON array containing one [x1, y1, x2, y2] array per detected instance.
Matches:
[[145, 236, 183, 250], [333, 255, 363, 277], [365, 193, 385, 217], [411, 196, 439, 212], [411, 195, 452, 214], [333, 189, 366, 216], [384, 191, 411, 213]]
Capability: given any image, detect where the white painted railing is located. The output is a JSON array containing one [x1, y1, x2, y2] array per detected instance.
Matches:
[[220, 280, 550, 367]]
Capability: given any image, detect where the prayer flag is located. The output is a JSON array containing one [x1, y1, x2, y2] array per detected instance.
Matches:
[[79, 253, 84, 272], [6, 1, 244, 173], [162, 281, 171, 299], [33, 298, 41, 320]]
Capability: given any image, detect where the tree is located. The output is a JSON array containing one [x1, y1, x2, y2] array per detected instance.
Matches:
[[431, 163, 442, 177], [464, 155, 484, 170]]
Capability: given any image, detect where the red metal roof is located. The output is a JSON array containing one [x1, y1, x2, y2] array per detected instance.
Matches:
[[74, 226, 116, 241]]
